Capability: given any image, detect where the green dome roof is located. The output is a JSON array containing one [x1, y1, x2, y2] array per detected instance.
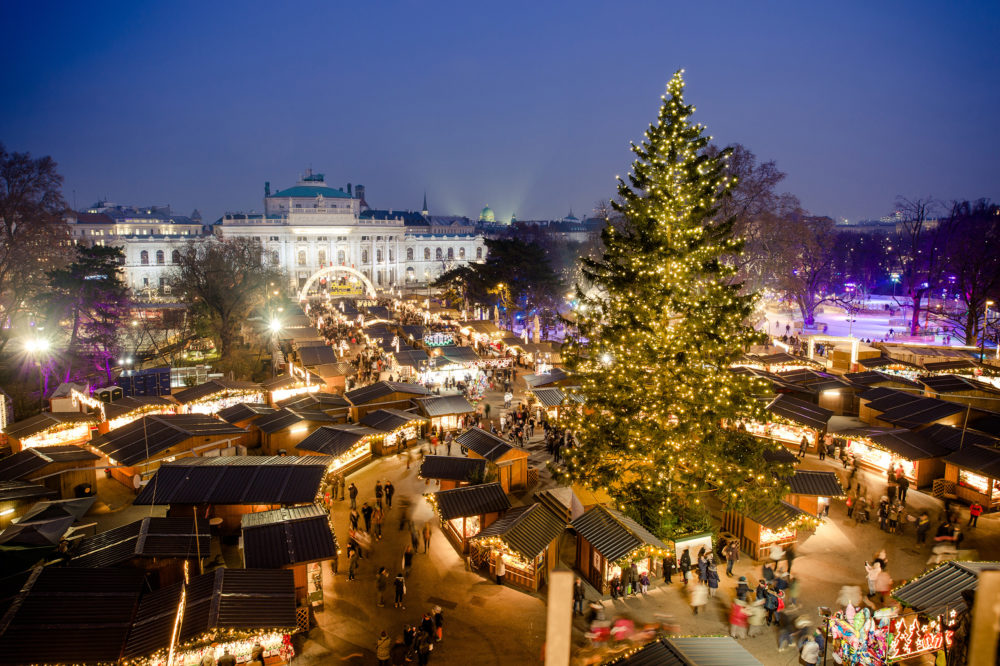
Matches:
[[479, 205, 495, 223]]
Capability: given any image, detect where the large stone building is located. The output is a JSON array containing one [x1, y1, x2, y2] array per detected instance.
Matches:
[[67, 172, 486, 298]]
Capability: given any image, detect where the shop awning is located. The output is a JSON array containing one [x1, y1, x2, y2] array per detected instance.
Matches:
[[766, 394, 833, 430], [69, 517, 210, 568], [893, 561, 1000, 615], [296, 424, 379, 456], [570, 505, 667, 563], [747, 501, 808, 530], [607, 635, 763, 665], [242, 504, 337, 568], [943, 444, 1000, 478], [415, 395, 476, 417], [90, 414, 247, 466], [433, 482, 511, 521], [419, 455, 486, 482], [787, 470, 845, 497], [471, 504, 565, 561], [456, 428, 516, 462], [134, 456, 331, 506]]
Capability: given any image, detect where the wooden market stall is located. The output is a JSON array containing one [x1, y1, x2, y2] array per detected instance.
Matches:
[[470, 503, 566, 592], [310, 361, 357, 394], [419, 455, 487, 490], [172, 379, 264, 415], [99, 395, 177, 433], [0, 481, 57, 528], [293, 424, 379, 475], [414, 394, 476, 433], [217, 402, 277, 447], [918, 374, 1000, 412], [772, 369, 857, 415], [430, 482, 511, 554], [254, 408, 337, 455], [391, 349, 431, 380], [68, 516, 210, 589], [743, 394, 833, 453], [610, 636, 763, 666], [0, 444, 99, 499], [89, 414, 249, 491], [344, 381, 431, 421], [242, 504, 338, 607], [836, 425, 952, 488], [262, 372, 322, 407], [942, 442, 1000, 510], [527, 386, 583, 421], [722, 500, 812, 561], [858, 387, 968, 429], [359, 408, 428, 455], [277, 392, 351, 421], [570, 504, 670, 595], [522, 367, 575, 390], [785, 469, 845, 516], [133, 455, 331, 533], [3, 411, 100, 452], [456, 428, 529, 492]]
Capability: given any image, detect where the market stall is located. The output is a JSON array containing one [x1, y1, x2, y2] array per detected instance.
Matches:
[[722, 500, 813, 561], [470, 503, 566, 592], [456, 428, 529, 492], [943, 443, 1000, 509], [785, 469, 845, 516], [3, 411, 100, 452], [608, 636, 762, 666], [359, 408, 428, 455], [0, 480, 57, 528], [293, 424, 378, 474], [429, 482, 511, 554], [741, 394, 832, 453], [858, 387, 967, 429], [837, 426, 951, 487], [419, 455, 487, 490], [414, 394, 476, 433], [570, 505, 670, 595], [0, 444, 99, 500], [172, 379, 264, 415], [254, 407, 337, 456]]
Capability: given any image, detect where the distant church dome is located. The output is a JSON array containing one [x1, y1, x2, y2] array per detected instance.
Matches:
[[479, 205, 495, 223]]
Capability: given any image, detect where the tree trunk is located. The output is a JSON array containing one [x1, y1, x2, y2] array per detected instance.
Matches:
[[964, 308, 978, 347], [910, 288, 928, 336]]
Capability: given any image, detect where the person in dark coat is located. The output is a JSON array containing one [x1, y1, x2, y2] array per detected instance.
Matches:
[[697, 553, 709, 583], [385, 480, 395, 508], [362, 502, 374, 533], [736, 576, 750, 602], [389, 637, 408, 665], [349, 482, 358, 509], [420, 611, 435, 639], [679, 548, 691, 584], [706, 563, 720, 596], [662, 554, 675, 584]]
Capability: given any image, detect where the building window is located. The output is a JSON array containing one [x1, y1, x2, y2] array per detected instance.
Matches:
[[447, 248, 454, 261], [435, 248, 442, 260], [424, 248, 430, 260], [269, 236, 279, 241], [271, 250, 279, 264], [143, 277, 149, 287], [406, 248, 413, 261], [476, 247, 483, 259], [362, 249, 369, 263], [140, 250, 149, 265], [318, 249, 327, 266], [459, 247, 466, 260], [388, 249, 394, 262], [156, 250, 165, 265], [297, 250, 307, 266], [376, 249, 383, 263], [377, 270, 383, 285], [338, 250, 345, 265], [297, 236, 307, 242], [171, 249, 180, 264]]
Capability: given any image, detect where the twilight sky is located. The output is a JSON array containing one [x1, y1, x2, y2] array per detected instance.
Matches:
[[2, 1, 998, 224]]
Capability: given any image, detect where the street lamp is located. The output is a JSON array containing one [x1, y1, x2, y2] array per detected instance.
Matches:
[[24, 338, 50, 411], [890, 273, 900, 299]]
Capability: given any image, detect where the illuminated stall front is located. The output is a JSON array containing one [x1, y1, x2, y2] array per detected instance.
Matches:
[[836, 425, 953, 487], [429, 482, 511, 554], [263, 368, 322, 406], [740, 394, 832, 453], [414, 394, 476, 433], [785, 469, 845, 517], [294, 424, 379, 475], [3, 411, 100, 452], [100, 395, 176, 433], [172, 379, 264, 416], [527, 386, 584, 421], [722, 501, 815, 561], [571, 505, 671, 595], [943, 443, 1000, 509], [470, 503, 566, 592], [391, 348, 431, 380], [360, 409, 428, 455]]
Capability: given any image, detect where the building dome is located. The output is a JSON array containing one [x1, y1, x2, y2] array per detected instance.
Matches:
[[479, 205, 495, 223]]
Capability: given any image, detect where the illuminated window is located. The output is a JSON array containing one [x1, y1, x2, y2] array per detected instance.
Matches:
[[459, 247, 466, 260], [447, 248, 454, 260]]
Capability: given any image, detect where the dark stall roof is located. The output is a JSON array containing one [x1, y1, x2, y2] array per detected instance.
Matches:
[[923, 359, 980, 373], [393, 348, 431, 368], [400, 324, 427, 339], [531, 387, 567, 407], [859, 387, 918, 408], [433, 483, 510, 521], [122, 582, 183, 659], [608, 636, 763, 666], [134, 455, 331, 505], [3, 411, 98, 440], [775, 369, 853, 393], [0, 445, 98, 482], [463, 320, 502, 334], [867, 428, 954, 460], [261, 373, 312, 392], [90, 414, 246, 466], [893, 561, 1000, 615], [0, 567, 145, 665], [345, 381, 430, 405], [943, 444, 1000, 478], [103, 396, 175, 420], [763, 447, 799, 464], [843, 370, 921, 389], [570, 505, 667, 563], [295, 424, 379, 456], [921, 424, 1000, 451], [456, 428, 518, 462], [311, 361, 357, 378], [523, 368, 571, 388], [751, 352, 819, 366], [419, 455, 486, 482], [297, 345, 338, 367], [242, 504, 337, 568], [747, 501, 807, 530], [766, 394, 833, 430], [920, 374, 1000, 395], [70, 517, 210, 568], [472, 503, 565, 561], [172, 379, 261, 405], [278, 392, 351, 411], [0, 515, 74, 546], [360, 408, 427, 432], [255, 408, 335, 434], [0, 480, 57, 503], [788, 470, 845, 497], [365, 305, 391, 320], [17, 496, 96, 523], [858, 355, 920, 369], [217, 402, 276, 424], [437, 345, 480, 364], [178, 568, 297, 644], [415, 394, 476, 417], [876, 398, 966, 428]]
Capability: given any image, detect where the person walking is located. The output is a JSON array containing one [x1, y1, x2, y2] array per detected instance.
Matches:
[[662, 553, 675, 584], [393, 572, 407, 609], [725, 541, 739, 577], [679, 548, 691, 585], [349, 508, 360, 532], [496, 553, 506, 585], [785, 543, 796, 574], [798, 435, 808, 459], [573, 577, 585, 615], [736, 576, 750, 602], [639, 570, 650, 595], [385, 480, 394, 509], [348, 547, 359, 581], [697, 552, 709, 584], [969, 502, 983, 527], [389, 637, 408, 666], [375, 481, 384, 510], [916, 512, 931, 543], [763, 585, 779, 625], [864, 560, 881, 598], [402, 544, 414, 577], [706, 563, 720, 597], [376, 630, 392, 665], [690, 582, 708, 615], [349, 482, 358, 509], [898, 475, 910, 504], [800, 635, 820, 666], [432, 605, 444, 642], [216, 649, 236, 666], [422, 522, 432, 553], [362, 502, 374, 533], [376, 567, 389, 607], [729, 600, 749, 639]]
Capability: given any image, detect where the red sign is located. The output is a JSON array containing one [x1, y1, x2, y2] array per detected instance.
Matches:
[[887, 611, 955, 662]]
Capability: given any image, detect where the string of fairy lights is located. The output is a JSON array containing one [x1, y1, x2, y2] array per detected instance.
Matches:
[[559, 70, 789, 538]]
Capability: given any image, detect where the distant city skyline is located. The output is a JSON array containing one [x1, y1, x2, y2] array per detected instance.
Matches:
[[2, 2, 997, 225]]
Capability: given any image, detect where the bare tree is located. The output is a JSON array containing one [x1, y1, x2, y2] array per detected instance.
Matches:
[[771, 213, 840, 326], [888, 197, 946, 335]]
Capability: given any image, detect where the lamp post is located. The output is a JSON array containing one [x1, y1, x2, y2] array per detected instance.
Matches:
[[25, 338, 50, 411]]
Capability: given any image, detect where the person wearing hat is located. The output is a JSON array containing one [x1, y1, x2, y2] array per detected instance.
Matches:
[[736, 576, 750, 602]]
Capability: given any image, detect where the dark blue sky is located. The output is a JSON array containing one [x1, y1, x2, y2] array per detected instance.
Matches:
[[2, 1, 998, 223]]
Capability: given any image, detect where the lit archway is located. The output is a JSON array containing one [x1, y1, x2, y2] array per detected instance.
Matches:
[[298, 265, 378, 301]]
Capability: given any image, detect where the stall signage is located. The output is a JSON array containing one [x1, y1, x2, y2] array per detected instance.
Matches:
[[887, 612, 955, 662], [329, 284, 364, 296], [423, 333, 454, 347]]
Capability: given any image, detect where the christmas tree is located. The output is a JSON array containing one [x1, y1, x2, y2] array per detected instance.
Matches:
[[561, 71, 787, 536]]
